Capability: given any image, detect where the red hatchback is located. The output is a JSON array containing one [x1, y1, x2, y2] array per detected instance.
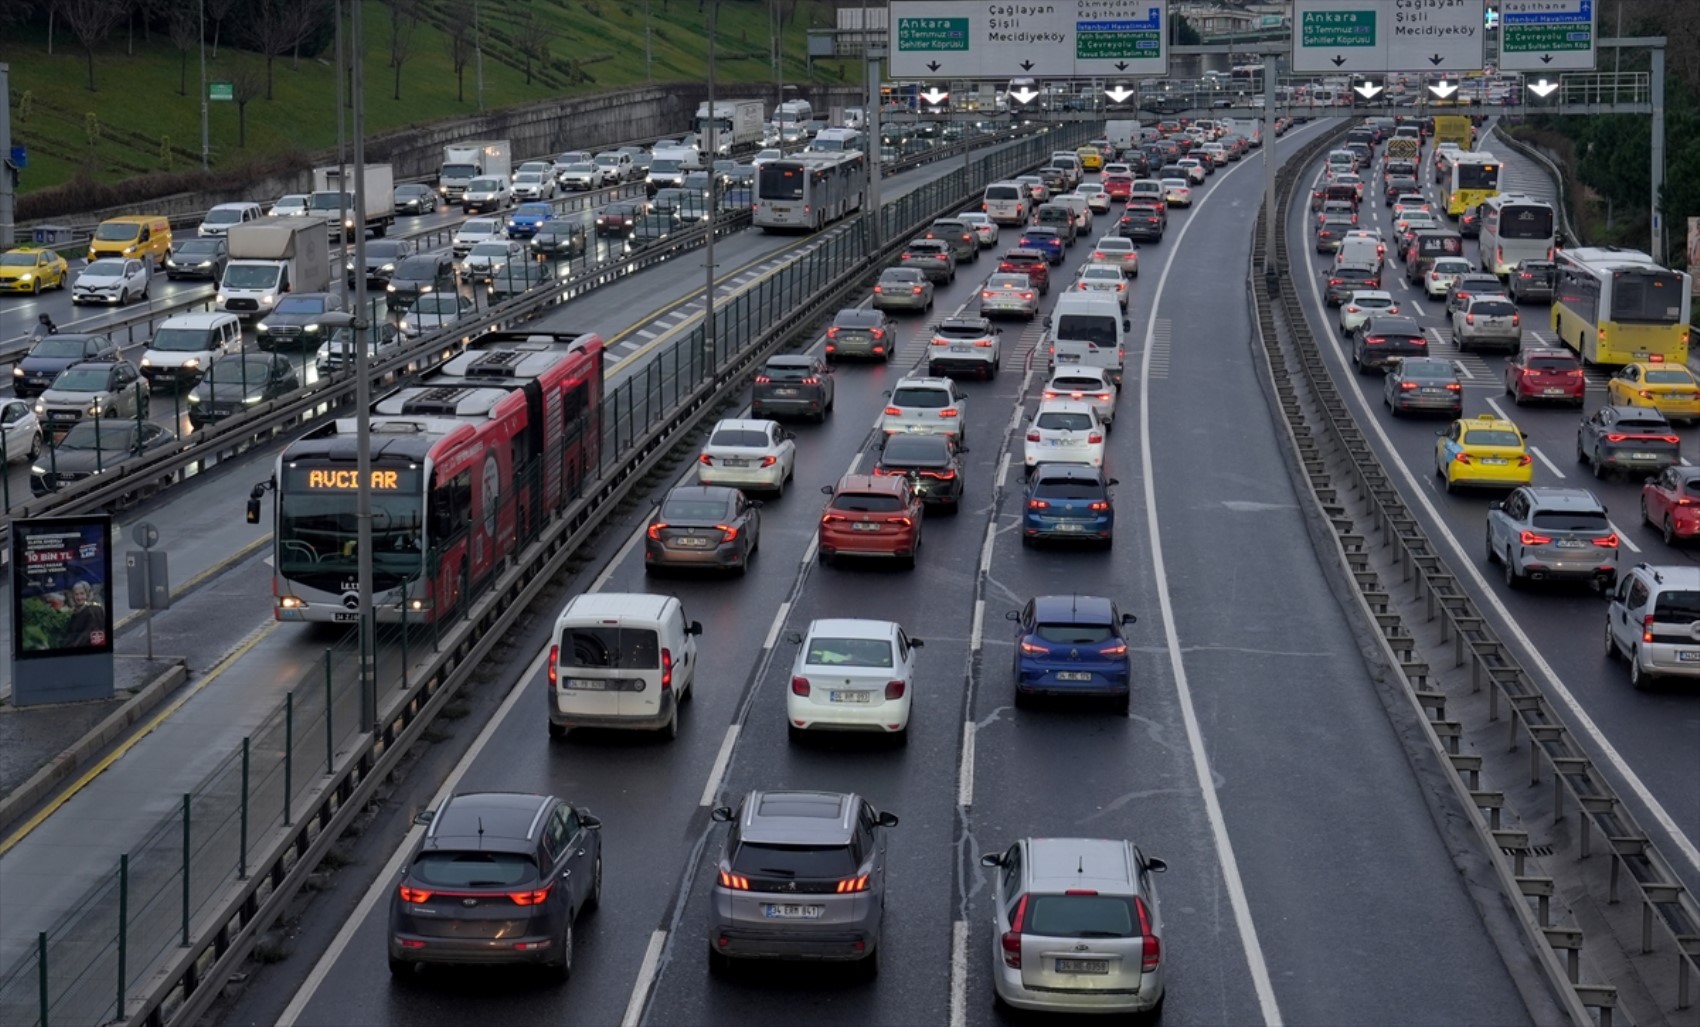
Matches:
[[1504, 348, 1586, 407], [1641, 466, 1700, 544], [997, 249, 1050, 294], [818, 474, 923, 568], [1103, 174, 1134, 201]]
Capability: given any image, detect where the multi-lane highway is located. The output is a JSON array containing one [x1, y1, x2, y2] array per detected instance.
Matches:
[[178, 119, 1556, 1027], [1282, 123, 1700, 907]]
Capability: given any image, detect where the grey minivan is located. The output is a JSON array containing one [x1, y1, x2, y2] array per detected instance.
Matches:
[[1033, 203, 1079, 245], [708, 790, 898, 977]]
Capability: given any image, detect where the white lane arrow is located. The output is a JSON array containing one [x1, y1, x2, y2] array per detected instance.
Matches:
[[1428, 81, 1458, 99], [1528, 79, 1560, 98], [920, 88, 949, 106], [1009, 87, 1041, 104], [1104, 86, 1135, 103], [1354, 82, 1384, 100]]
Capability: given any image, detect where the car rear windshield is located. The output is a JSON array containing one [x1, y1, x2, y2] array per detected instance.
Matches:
[[762, 362, 814, 381], [1035, 622, 1114, 644], [881, 436, 950, 464], [1036, 410, 1094, 431], [833, 492, 905, 513], [559, 626, 659, 669], [938, 324, 989, 339], [1524, 355, 1577, 372], [731, 842, 858, 879], [1463, 430, 1521, 447], [710, 429, 769, 447], [1026, 894, 1137, 938], [660, 498, 730, 520], [410, 850, 536, 888], [1470, 300, 1516, 316], [892, 387, 950, 409], [986, 186, 1021, 200], [806, 636, 894, 668], [1034, 480, 1104, 500], [1530, 511, 1608, 532], [1055, 316, 1117, 347], [1645, 370, 1693, 384], [1654, 590, 1700, 621], [837, 311, 883, 327]]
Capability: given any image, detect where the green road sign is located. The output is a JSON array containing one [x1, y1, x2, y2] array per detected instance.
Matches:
[[1502, 24, 1589, 52], [1301, 9, 1376, 48], [897, 17, 969, 52], [208, 82, 234, 102], [1076, 30, 1159, 61]]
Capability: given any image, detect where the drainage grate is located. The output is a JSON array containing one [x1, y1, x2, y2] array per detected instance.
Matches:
[[1501, 845, 1555, 859]]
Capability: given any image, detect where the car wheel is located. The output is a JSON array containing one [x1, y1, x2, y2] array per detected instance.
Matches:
[[26, 433, 40, 461], [118, 288, 129, 305], [1641, 497, 1653, 526], [1629, 653, 1649, 691], [1665, 518, 1678, 547], [1575, 438, 1588, 464], [708, 946, 734, 977], [585, 856, 603, 913], [547, 918, 574, 982], [1604, 618, 1620, 660], [548, 721, 568, 739], [139, 395, 150, 417], [660, 704, 679, 741], [787, 723, 806, 745], [860, 943, 881, 980], [1485, 528, 1499, 564], [388, 955, 411, 979], [891, 725, 909, 748], [1591, 452, 1606, 480], [1013, 686, 1031, 708], [30, 279, 40, 296], [1503, 555, 1521, 589]]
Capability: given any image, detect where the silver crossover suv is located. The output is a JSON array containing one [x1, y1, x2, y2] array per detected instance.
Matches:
[[1486, 486, 1619, 591], [708, 790, 899, 976], [981, 836, 1168, 1015]]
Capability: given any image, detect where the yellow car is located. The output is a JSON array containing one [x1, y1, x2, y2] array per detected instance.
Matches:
[[0, 247, 70, 295], [1606, 358, 1700, 424], [1434, 413, 1532, 492], [1075, 146, 1104, 171]]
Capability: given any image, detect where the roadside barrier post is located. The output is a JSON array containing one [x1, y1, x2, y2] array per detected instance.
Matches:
[[283, 693, 293, 827], [180, 793, 190, 947], [37, 931, 47, 1027], [238, 736, 250, 880], [324, 649, 334, 773], [117, 853, 128, 1016]]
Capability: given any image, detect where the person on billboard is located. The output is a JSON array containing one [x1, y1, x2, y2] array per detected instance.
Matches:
[[62, 581, 107, 648]]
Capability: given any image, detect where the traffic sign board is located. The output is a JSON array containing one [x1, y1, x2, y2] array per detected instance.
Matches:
[[1499, 0, 1596, 72], [890, 0, 1168, 79], [1292, 0, 1485, 74], [208, 81, 234, 102]]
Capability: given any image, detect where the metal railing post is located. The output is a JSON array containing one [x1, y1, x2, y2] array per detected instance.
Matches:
[[117, 853, 128, 1016], [324, 649, 335, 773], [283, 693, 293, 827], [239, 736, 250, 880], [181, 792, 191, 947], [37, 930, 47, 1027]]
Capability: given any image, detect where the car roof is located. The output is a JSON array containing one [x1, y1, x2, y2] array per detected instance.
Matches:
[[425, 792, 552, 852], [1031, 594, 1116, 623], [806, 618, 900, 641], [713, 418, 775, 432], [894, 376, 954, 389], [1025, 837, 1138, 891], [1521, 487, 1606, 511], [1460, 414, 1520, 432], [738, 790, 857, 846], [1003, 249, 1045, 259], [1366, 315, 1422, 333], [835, 472, 906, 495], [835, 308, 885, 323], [1604, 405, 1671, 421], [1036, 399, 1097, 415], [766, 354, 815, 367], [559, 591, 676, 620], [664, 484, 739, 504], [1050, 366, 1112, 381], [1628, 563, 1700, 589], [1030, 463, 1107, 484]]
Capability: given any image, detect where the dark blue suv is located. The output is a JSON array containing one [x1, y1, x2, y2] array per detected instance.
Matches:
[[1022, 463, 1116, 546], [1008, 594, 1137, 711]]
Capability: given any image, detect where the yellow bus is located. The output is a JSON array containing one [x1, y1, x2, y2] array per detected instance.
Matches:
[[1552, 247, 1693, 366], [1443, 152, 1499, 216], [1432, 115, 1475, 149]]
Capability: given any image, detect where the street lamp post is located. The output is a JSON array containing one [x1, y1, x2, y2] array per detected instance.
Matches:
[[705, 2, 719, 376], [198, 0, 208, 170], [350, 0, 376, 731], [334, 0, 350, 305], [865, 48, 885, 251]]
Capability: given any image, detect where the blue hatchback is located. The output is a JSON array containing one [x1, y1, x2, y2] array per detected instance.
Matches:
[[506, 202, 556, 238], [1022, 463, 1115, 546], [1017, 228, 1066, 265], [1008, 594, 1136, 710]]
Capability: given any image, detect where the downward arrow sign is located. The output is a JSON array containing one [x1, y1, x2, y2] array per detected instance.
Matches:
[[926, 61, 941, 72], [1429, 81, 1458, 99], [1354, 82, 1383, 99], [1009, 87, 1040, 104], [1540, 54, 1553, 64], [1114, 62, 1129, 71], [1019, 60, 1035, 71], [1528, 78, 1560, 98], [920, 88, 949, 106], [1331, 55, 1347, 67], [1427, 53, 1444, 66], [1104, 86, 1135, 103]]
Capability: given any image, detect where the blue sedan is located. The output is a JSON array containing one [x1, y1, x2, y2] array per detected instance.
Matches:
[[506, 202, 556, 239], [1021, 463, 1115, 546], [1017, 227, 1066, 265], [1008, 594, 1137, 711]]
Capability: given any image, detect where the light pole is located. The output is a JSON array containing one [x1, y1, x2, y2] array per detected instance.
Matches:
[[865, 48, 884, 251], [705, 1, 719, 376], [334, 0, 350, 305], [198, 0, 208, 170], [350, 0, 377, 731], [475, 0, 485, 111]]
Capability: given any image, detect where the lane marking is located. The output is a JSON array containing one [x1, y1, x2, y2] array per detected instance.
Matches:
[[1609, 521, 1642, 553], [948, 918, 969, 1027], [621, 929, 669, 1027], [957, 722, 976, 809], [592, 513, 651, 593], [969, 599, 985, 653], [1529, 446, 1566, 480], [995, 451, 1011, 489], [801, 533, 819, 566], [761, 601, 792, 651], [978, 521, 996, 575], [698, 726, 740, 807]]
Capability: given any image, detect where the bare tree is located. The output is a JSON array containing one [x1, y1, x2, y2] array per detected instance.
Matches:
[[167, 3, 199, 96], [230, 63, 266, 148], [58, 0, 127, 91], [510, 3, 556, 86], [244, 0, 321, 100], [205, 0, 236, 57], [444, 1, 475, 102], [388, 0, 421, 101]]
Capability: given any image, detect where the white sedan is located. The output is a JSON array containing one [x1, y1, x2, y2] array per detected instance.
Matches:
[[786, 618, 922, 744], [399, 293, 475, 337], [1072, 264, 1130, 309], [697, 418, 796, 496], [1074, 183, 1112, 213], [72, 258, 150, 305], [452, 217, 503, 257], [1339, 290, 1400, 335], [0, 398, 44, 465], [1023, 400, 1105, 469], [1161, 178, 1192, 207], [957, 211, 1000, 247], [1425, 257, 1474, 298], [1042, 368, 1118, 427]]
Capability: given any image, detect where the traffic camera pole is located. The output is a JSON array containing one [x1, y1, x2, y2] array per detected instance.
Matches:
[[351, 0, 377, 733], [1, 64, 15, 249], [705, 1, 718, 374], [1261, 55, 1278, 295], [866, 49, 885, 251]]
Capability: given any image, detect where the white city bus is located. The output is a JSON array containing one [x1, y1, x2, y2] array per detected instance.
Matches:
[[752, 151, 867, 231], [1477, 194, 1556, 277]]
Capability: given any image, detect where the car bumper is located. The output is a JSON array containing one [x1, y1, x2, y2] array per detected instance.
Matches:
[[389, 932, 558, 967], [873, 293, 928, 310], [710, 921, 878, 962], [1458, 332, 1520, 349], [1014, 666, 1130, 695], [1023, 444, 1102, 468], [141, 366, 202, 386], [0, 277, 50, 292], [981, 300, 1036, 318], [1023, 515, 1113, 540], [72, 291, 126, 304], [1643, 399, 1700, 422], [826, 341, 891, 359], [818, 530, 917, 559], [1600, 451, 1680, 472], [1120, 225, 1163, 239], [548, 690, 677, 731], [788, 696, 910, 732], [645, 539, 745, 568], [1391, 393, 1462, 413], [1634, 644, 1700, 680], [1448, 467, 1533, 489], [926, 354, 997, 374], [1512, 385, 1584, 404], [993, 965, 1160, 1013], [699, 465, 785, 490], [1512, 557, 1616, 584], [752, 394, 827, 417]]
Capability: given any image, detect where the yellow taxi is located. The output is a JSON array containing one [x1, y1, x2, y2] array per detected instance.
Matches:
[[0, 246, 70, 295], [1075, 146, 1104, 171], [1606, 356, 1700, 424], [1434, 413, 1533, 492]]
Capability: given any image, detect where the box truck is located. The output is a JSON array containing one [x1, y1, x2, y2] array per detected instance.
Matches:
[[439, 140, 512, 203], [217, 216, 332, 317], [309, 164, 395, 238], [695, 101, 765, 156]]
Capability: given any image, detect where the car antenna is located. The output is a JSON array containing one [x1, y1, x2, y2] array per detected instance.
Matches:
[[1077, 854, 1084, 874], [477, 817, 486, 848]]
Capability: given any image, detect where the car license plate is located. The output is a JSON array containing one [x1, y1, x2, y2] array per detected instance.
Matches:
[[1678, 651, 1700, 663], [1542, 388, 1567, 396], [675, 537, 710, 548], [1422, 388, 1446, 395], [1058, 353, 1081, 363], [1630, 452, 1656, 460], [762, 904, 823, 920], [951, 345, 973, 353], [1481, 457, 1507, 465], [722, 458, 750, 467], [333, 612, 360, 622], [564, 678, 609, 690], [1555, 539, 1586, 548], [851, 522, 881, 532], [774, 387, 798, 396], [830, 690, 872, 703], [1057, 671, 1094, 681], [1055, 522, 1085, 532], [1056, 959, 1109, 974]]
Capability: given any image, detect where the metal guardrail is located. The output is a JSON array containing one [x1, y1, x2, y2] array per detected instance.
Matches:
[[0, 122, 1093, 1027], [1252, 125, 1699, 1024], [1487, 123, 1585, 249]]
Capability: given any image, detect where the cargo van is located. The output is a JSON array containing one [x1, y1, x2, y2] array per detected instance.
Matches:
[[88, 214, 172, 266], [1335, 235, 1385, 270], [982, 181, 1030, 226], [1049, 153, 1083, 189], [548, 592, 703, 740], [1033, 203, 1078, 244], [1047, 293, 1131, 384], [1129, 179, 1166, 204], [1403, 229, 1465, 284]]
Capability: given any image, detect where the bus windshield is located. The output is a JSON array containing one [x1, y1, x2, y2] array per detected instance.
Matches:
[[758, 164, 805, 201], [279, 484, 425, 593], [1499, 206, 1554, 239], [1611, 270, 1686, 324]]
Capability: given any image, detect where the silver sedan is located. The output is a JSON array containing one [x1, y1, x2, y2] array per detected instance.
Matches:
[[873, 267, 935, 312], [979, 273, 1040, 320], [1087, 236, 1140, 277]]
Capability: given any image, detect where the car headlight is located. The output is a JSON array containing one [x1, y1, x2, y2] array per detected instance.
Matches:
[[33, 404, 44, 415], [381, 263, 395, 272], [256, 323, 270, 332], [305, 324, 320, 332], [89, 402, 104, 415], [13, 367, 23, 378], [261, 294, 276, 306], [30, 465, 47, 475], [183, 358, 201, 369], [386, 284, 397, 292], [187, 392, 201, 404], [399, 320, 411, 331], [140, 356, 153, 367], [18, 273, 30, 282], [246, 395, 264, 405]]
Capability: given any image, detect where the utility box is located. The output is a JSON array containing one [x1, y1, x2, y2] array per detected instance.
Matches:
[[32, 225, 74, 246]]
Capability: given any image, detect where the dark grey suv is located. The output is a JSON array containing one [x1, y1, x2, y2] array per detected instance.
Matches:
[[708, 790, 898, 977], [389, 792, 602, 980]]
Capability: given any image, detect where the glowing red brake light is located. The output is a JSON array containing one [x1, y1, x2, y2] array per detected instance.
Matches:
[[509, 883, 554, 906], [660, 648, 673, 690], [1519, 530, 1552, 546], [1002, 894, 1029, 968], [1027, 499, 1049, 510], [754, 375, 771, 384], [884, 680, 906, 700], [547, 645, 558, 686], [647, 522, 668, 540], [1593, 534, 1620, 548], [1644, 614, 1656, 643], [398, 885, 433, 904], [836, 874, 871, 893], [719, 870, 751, 890], [1136, 896, 1160, 972]]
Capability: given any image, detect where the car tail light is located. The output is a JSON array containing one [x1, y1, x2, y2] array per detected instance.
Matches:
[[1094, 392, 1112, 401], [1346, 304, 1359, 313], [939, 408, 959, 418], [719, 870, 751, 890], [1088, 501, 1110, 511], [923, 469, 956, 480], [826, 327, 840, 338], [1021, 291, 1034, 300], [1519, 530, 1552, 545], [548, 645, 558, 686], [1002, 895, 1029, 968], [1088, 432, 1104, 444], [1136, 896, 1160, 973], [884, 680, 906, 700], [760, 456, 777, 467], [791, 676, 810, 696], [836, 874, 871, 893], [509, 883, 554, 906], [1593, 534, 1620, 548], [893, 517, 913, 527], [1446, 383, 1462, 392], [1454, 452, 1472, 464], [715, 523, 740, 542], [1101, 642, 1128, 656], [932, 337, 949, 347], [1644, 614, 1656, 643], [660, 648, 673, 690], [1365, 336, 1385, 346], [1518, 454, 1532, 466], [1400, 381, 1419, 391], [647, 522, 668, 540], [754, 374, 773, 384], [1019, 639, 1047, 655], [982, 290, 994, 300], [398, 885, 433, 904], [801, 376, 819, 385], [884, 405, 902, 416], [870, 328, 886, 339], [872, 285, 883, 294], [699, 453, 713, 465], [824, 344, 836, 353], [821, 514, 845, 524], [1028, 499, 1049, 509], [1639, 389, 1657, 400]]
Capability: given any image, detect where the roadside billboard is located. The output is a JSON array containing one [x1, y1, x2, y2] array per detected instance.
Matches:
[[10, 515, 114, 658]]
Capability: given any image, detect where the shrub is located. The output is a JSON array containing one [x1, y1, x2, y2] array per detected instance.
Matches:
[[17, 150, 312, 221]]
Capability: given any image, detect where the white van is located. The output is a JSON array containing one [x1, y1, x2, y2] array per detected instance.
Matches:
[[1050, 153, 1083, 189], [1047, 293, 1130, 384], [982, 182, 1031, 226], [1335, 235, 1385, 271], [139, 312, 242, 387], [548, 592, 703, 740], [198, 201, 264, 238]]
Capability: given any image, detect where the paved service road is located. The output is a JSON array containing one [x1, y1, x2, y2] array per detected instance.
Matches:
[[244, 120, 1540, 1027]]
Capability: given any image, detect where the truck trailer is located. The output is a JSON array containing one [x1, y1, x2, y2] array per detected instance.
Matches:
[[695, 101, 765, 156]]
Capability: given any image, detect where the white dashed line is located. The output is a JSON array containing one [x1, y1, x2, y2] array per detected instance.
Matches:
[[762, 601, 792, 650], [621, 930, 668, 1027], [699, 725, 740, 806]]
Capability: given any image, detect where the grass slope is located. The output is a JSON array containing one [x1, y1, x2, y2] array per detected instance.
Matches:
[[4, 0, 853, 195]]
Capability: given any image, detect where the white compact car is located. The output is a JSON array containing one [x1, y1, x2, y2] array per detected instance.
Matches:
[[1073, 264, 1130, 309], [452, 217, 503, 257], [460, 175, 511, 214], [786, 618, 922, 744], [697, 418, 796, 496], [1042, 367, 1118, 427], [1339, 290, 1400, 335], [72, 258, 150, 305], [1425, 257, 1473, 299], [510, 171, 557, 201], [957, 211, 1000, 247], [1024, 400, 1106, 469], [0, 399, 43, 465]]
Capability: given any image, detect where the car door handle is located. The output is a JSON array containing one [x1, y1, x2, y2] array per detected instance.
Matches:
[[562, 869, 572, 878], [576, 849, 586, 857]]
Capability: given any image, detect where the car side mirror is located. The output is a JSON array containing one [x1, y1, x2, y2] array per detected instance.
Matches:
[[580, 813, 602, 830], [1645, 476, 1658, 486], [1488, 501, 1504, 511], [1122, 319, 1132, 331], [413, 810, 435, 826], [784, 630, 803, 645], [751, 499, 765, 508], [979, 853, 1005, 868], [651, 496, 663, 506], [710, 806, 734, 823], [1108, 478, 1120, 486], [876, 811, 900, 828], [909, 638, 925, 648], [687, 620, 704, 636], [1121, 613, 1137, 625], [1144, 856, 1168, 874], [820, 485, 835, 495]]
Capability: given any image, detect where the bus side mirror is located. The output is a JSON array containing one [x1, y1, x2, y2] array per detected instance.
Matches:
[[246, 497, 261, 524]]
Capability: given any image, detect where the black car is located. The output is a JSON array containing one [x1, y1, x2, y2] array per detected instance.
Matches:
[[1383, 356, 1463, 416], [389, 792, 602, 980], [386, 254, 458, 311], [393, 183, 439, 214], [644, 484, 762, 574], [14, 333, 120, 398], [824, 308, 896, 362], [1445, 273, 1507, 315], [1315, 214, 1358, 253], [163, 237, 229, 281], [1124, 152, 1151, 177], [752, 354, 835, 421], [630, 213, 678, 248], [348, 238, 415, 286], [256, 292, 346, 350], [1118, 200, 1167, 241], [1508, 260, 1556, 303], [1383, 176, 1421, 206], [187, 353, 301, 429], [1325, 263, 1381, 306], [873, 433, 965, 510], [1577, 406, 1682, 479], [530, 220, 587, 259], [1459, 206, 1482, 238], [596, 201, 644, 238], [1351, 315, 1428, 373], [31, 419, 176, 497]]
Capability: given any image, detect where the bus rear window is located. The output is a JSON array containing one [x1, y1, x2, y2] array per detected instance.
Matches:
[[1611, 271, 1685, 324], [1499, 206, 1554, 239], [758, 165, 804, 201]]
